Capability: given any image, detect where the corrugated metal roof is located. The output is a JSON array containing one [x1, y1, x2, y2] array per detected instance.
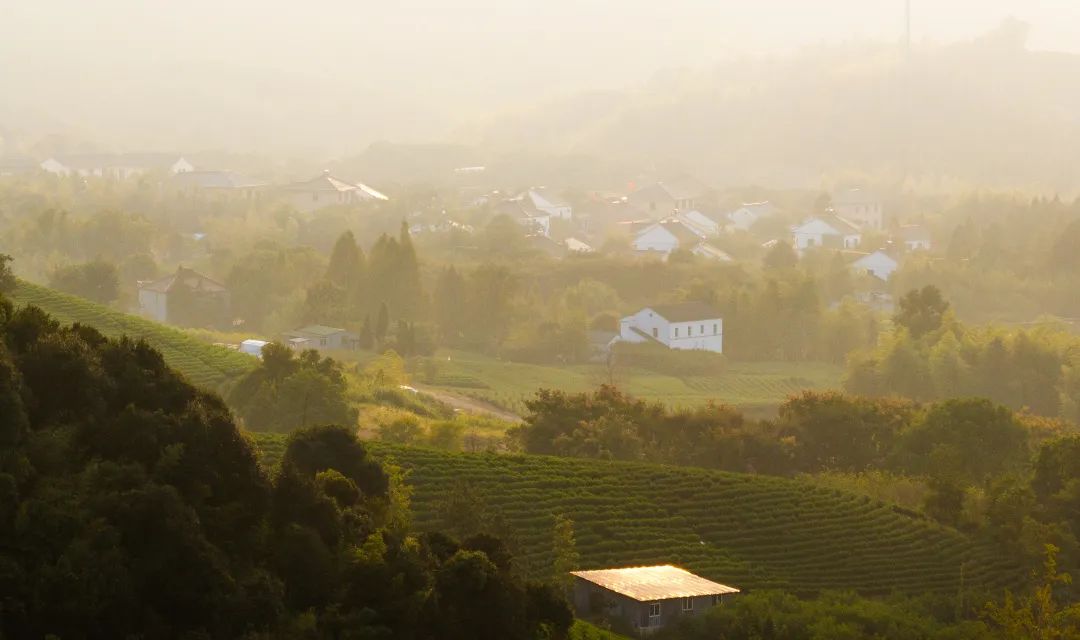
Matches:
[[571, 565, 739, 601], [138, 267, 227, 294], [283, 325, 349, 338]]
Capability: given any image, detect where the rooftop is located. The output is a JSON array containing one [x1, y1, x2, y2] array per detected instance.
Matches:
[[283, 170, 389, 200], [648, 301, 722, 322], [138, 267, 227, 294], [571, 565, 739, 602], [284, 325, 350, 338]]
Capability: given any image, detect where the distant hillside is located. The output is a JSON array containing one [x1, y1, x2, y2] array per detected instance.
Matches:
[[8, 281, 255, 391], [251, 435, 1020, 596], [470, 21, 1080, 194]]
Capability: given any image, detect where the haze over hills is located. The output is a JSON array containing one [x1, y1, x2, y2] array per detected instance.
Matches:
[[5, 3, 1080, 194]]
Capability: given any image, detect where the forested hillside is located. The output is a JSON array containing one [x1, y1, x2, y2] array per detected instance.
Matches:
[[473, 21, 1080, 193], [0, 297, 572, 639]]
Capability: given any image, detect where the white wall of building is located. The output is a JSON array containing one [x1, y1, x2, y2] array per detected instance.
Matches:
[[633, 224, 679, 253], [852, 251, 899, 281], [138, 289, 168, 323], [619, 308, 723, 353]]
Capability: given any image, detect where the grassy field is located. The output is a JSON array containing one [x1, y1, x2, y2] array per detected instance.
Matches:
[[248, 433, 1020, 596], [8, 281, 256, 391], [427, 350, 842, 416]]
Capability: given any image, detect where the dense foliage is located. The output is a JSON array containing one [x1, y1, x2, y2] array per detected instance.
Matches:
[[229, 342, 357, 432], [0, 298, 571, 639], [513, 386, 1080, 575], [846, 285, 1080, 420]]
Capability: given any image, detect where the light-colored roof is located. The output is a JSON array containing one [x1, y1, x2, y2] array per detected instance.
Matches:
[[284, 325, 350, 338], [283, 171, 361, 193], [648, 301, 722, 322], [138, 267, 227, 294], [528, 188, 570, 209], [571, 565, 739, 601], [692, 243, 734, 262], [282, 171, 388, 200], [565, 237, 595, 253], [796, 215, 861, 235]]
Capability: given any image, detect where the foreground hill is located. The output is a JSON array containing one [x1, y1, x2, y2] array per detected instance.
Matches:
[[251, 435, 1020, 596], [8, 280, 254, 390]]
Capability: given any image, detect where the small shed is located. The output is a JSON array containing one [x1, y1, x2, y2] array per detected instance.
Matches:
[[282, 325, 359, 351], [571, 565, 739, 635], [239, 339, 269, 358]]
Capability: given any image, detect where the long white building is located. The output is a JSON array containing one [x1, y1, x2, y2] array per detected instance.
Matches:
[[619, 302, 723, 353]]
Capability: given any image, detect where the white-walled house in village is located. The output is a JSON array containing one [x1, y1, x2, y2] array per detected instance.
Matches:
[[831, 188, 884, 230], [851, 250, 899, 281], [677, 209, 723, 237], [619, 302, 723, 353], [793, 216, 862, 251], [727, 202, 776, 232], [527, 189, 573, 220]]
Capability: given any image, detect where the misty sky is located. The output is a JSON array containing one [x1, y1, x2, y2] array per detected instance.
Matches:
[[1, 0, 1078, 156]]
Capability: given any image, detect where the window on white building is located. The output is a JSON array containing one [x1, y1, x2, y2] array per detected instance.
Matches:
[[649, 603, 661, 618], [711, 594, 720, 605], [713, 324, 718, 335], [652, 327, 658, 338], [682, 597, 694, 611], [674, 327, 679, 337]]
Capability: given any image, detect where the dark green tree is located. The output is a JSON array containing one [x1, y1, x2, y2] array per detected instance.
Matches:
[[893, 285, 949, 339], [49, 260, 120, 304]]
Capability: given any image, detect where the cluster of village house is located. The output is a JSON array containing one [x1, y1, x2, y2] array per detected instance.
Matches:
[[8, 153, 927, 359]]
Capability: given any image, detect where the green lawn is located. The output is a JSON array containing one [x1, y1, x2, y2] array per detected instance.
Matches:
[[428, 350, 842, 416]]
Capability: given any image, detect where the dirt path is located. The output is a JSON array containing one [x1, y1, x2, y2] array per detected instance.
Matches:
[[411, 383, 523, 423]]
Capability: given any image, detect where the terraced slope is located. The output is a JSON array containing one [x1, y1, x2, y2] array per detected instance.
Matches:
[[367, 444, 1021, 596], [8, 281, 255, 390]]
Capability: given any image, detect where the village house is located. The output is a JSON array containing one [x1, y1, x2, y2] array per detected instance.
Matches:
[[496, 196, 552, 237], [630, 219, 732, 263], [793, 216, 862, 251], [571, 565, 739, 635], [851, 250, 899, 281], [726, 201, 776, 232], [631, 219, 702, 255], [280, 170, 388, 213], [831, 188, 884, 230], [619, 302, 723, 353], [898, 224, 932, 251], [172, 170, 266, 200], [628, 179, 708, 217], [676, 209, 723, 237], [526, 188, 573, 220], [137, 267, 229, 325], [41, 153, 194, 179], [282, 325, 359, 351]]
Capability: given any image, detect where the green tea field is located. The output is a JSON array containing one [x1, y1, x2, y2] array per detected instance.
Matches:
[[249, 434, 1021, 597], [9, 281, 256, 391], [428, 350, 843, 416]]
